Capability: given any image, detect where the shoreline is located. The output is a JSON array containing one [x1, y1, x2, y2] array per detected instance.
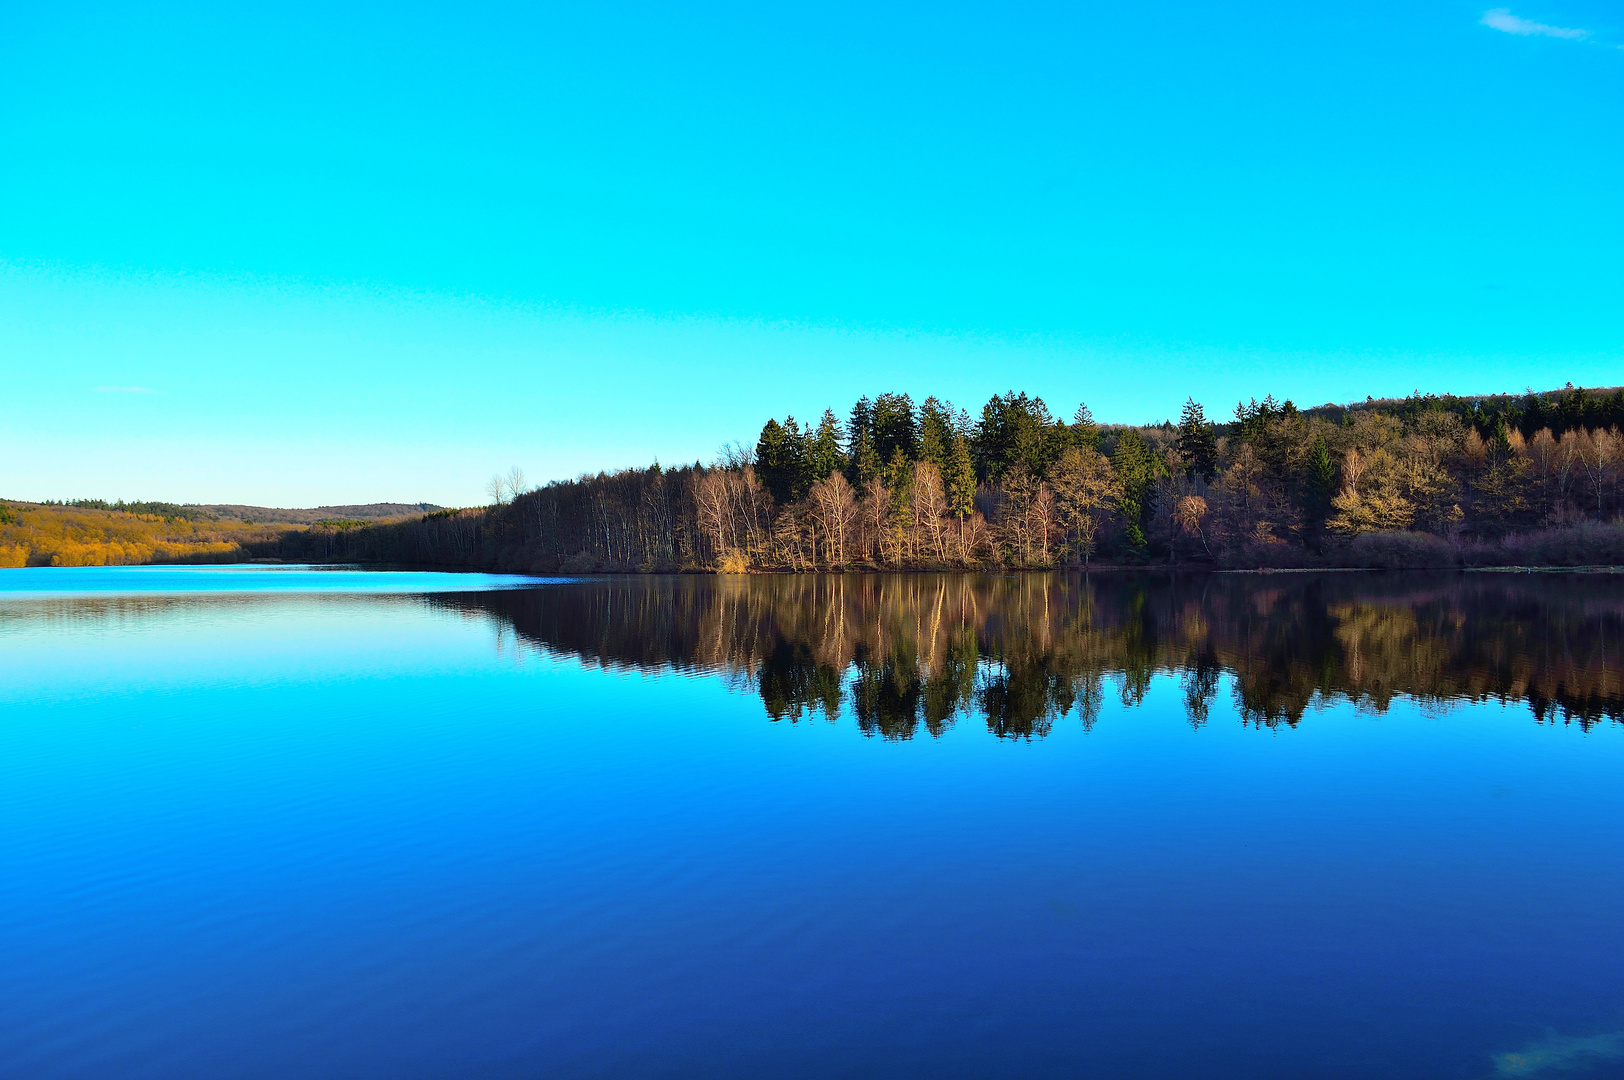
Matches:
[[9, 561, 1624, 577]]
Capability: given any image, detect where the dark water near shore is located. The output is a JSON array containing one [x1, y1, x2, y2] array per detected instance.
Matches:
[[2, 566, 1622, 1079]]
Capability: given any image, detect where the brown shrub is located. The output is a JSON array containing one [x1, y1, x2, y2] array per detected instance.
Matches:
[[1344, 531, 1459, 569], [1481, 524, 1624, 567]]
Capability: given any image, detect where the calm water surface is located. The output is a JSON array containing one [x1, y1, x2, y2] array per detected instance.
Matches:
[[2, 566, 1622, 1079]]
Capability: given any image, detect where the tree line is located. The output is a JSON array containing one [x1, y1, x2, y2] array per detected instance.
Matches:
[[274, 383, 1624, 572], [42, 498, 206, 522]]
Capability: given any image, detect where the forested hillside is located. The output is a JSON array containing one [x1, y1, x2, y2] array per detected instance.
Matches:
[[0, 501, 449, 567], [275, 384, 1624, 572], [0, 502, 292, 566]]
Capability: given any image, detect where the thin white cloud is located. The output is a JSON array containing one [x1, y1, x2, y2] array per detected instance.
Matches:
[[94, 385, 154, 393], [1481, 8, 1589, 39]]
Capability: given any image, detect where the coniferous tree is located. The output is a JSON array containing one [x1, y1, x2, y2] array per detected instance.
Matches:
[[1176, 398, 1218, 482], [885, 446, 913, 561], [782, 416, 813, 501], [849, 427, 882, 486], [945, 434, 976, 521], [755, 419, 789, 504], [1042, 414, 1075, 469], [1304, 434, 1338, 529], [848, 396, 873, 437], [872, 393, 920, 464], [974, 392, 1057, 482], [919, 396, 955, 470], [1072, 403, 1101, 451], [847, 397, 874, 475], [809, 409, 847, 481], [973, 396, 1005, 481], [886, 446, 912, 496], [756, 417, 813, 504], [1521, 393, 1548, 437], [1112, 429, 1160, 555]]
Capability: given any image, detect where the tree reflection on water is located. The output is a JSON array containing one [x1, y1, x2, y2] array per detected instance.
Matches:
[[439, 572, 1624, 738]]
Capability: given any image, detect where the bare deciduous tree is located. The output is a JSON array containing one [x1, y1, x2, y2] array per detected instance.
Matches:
[[909, 461, 949, 562], [486, 474, 508, 506], [808, 472, 857, 567]]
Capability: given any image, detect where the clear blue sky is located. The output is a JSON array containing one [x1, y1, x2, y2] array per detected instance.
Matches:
[[2, 1, 1620, 506]]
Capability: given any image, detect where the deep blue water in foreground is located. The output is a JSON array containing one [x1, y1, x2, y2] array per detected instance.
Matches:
[[1, 567, 1622, 1079]]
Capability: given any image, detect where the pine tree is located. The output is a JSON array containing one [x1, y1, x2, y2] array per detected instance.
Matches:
[[872, 393, 919, 463], [754, 417, 812, 505], [945, 434, 976, 521], [886, 446, 912, 494], [1304, 433, 1337, 523], [1111, 429, 1159, 555], [782, 416, 813, 502], [974, 391, 1056, 482], [846, 397, 874, 479], [918, 396, 956, 470], [849, 428, 882, 486], [885, 447, 913, 560], [755, 419, 789, 504], [809, 409, 847, 481], [1176, 398, 1218, 482], [848, 396, 873, 438], [1072, 403, 1100, 451]]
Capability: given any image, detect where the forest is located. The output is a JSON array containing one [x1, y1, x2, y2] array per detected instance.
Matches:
[[276, 383, 1624, 572], [0, 502, 294, 567]]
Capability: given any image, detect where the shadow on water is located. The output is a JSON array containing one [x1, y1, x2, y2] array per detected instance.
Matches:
[[430, 573, 1624, 738]]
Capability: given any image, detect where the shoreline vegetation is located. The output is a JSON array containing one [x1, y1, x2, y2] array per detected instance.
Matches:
[[8, 384, 1624, 572], [272, 383, 1624, 573]]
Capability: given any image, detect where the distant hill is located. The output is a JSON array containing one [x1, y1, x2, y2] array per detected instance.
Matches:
[[0, 499, 450, 567], [193, 502, 445, 525]]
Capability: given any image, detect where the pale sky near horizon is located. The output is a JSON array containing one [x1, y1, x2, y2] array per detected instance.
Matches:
[[2, 1, 1620, 506]]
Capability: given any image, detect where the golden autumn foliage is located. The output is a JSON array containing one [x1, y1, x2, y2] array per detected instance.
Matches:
[[0, 502, 298, 567]]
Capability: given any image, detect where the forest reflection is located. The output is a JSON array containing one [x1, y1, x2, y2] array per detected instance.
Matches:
[[440, 573, 1624, 738]]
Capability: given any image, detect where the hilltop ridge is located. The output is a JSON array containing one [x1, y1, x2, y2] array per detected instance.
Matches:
[[194, 502, 443, 525]]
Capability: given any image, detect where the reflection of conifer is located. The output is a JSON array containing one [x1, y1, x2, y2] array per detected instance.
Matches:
[[454, 573, 1624, 737], [1181, 652, 1221, 729]]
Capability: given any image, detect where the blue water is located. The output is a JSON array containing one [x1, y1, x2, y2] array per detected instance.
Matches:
[[0, 564, 554, 596], [1, 567, 1621, 1078]]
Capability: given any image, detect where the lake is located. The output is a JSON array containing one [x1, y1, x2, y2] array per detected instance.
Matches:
[[2, 566, 1621, 1079]]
